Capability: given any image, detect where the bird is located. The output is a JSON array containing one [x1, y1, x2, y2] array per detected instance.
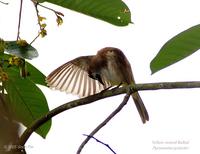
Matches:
[[46, 47, 149, 123]]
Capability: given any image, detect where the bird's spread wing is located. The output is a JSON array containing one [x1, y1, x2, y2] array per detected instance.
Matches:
[[46, 56, 111, 97]]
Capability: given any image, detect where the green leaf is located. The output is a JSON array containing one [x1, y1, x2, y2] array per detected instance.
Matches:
[[39, 0, 131, 26], [150, 24, 200, 74], [5, 41, 38, 60], [0, 53, 47, 86], [26, 62, 47, 86], [0, 38, 6, 53], [4, 68, 51, 138]]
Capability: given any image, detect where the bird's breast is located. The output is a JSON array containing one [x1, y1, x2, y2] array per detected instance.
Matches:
[[100, 61, 123, 86]]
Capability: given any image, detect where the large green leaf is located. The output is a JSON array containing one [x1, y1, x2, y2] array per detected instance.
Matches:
[[39, 0, 131, 26], [4, 68, 51, 138], [150, 24, 200, 74]]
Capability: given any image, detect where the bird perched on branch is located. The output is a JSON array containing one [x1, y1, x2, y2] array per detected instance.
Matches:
[[46, 47, 149, 123]]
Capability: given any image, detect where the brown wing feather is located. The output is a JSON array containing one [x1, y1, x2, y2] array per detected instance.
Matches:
[[46, 56, 111, 97]]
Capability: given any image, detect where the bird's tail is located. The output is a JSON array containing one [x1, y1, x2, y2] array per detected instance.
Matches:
[[132, 92, 149, 123]]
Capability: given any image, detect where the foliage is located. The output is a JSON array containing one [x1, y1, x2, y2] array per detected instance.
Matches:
[[0, 0, 132, 140], [4, 68, 51, 138], [5, 40, 38, 60], [0, 40, 50, 138], [151, 24, 200, 74], [38, 0, 132, 26], [1, 0, 200, 153]]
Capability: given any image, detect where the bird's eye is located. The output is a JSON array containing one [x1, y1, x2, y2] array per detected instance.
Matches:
[[107, 50, 114, 55]]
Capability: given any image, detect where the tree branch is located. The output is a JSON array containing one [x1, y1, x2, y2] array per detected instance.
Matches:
[[77, 93, 131, 154], [17, 81, 200, 147]]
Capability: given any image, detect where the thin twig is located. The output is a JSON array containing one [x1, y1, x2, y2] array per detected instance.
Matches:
[[77, 93, 131, 154], [30, 1, 43, 44], [17, 0, 23, 41], [82, 134, 117, 154], [30, 33, 40, 45], [0, 0, 8, 5], [16, 81, 200, 147], [32, 1, 41, 31], [31, 1, 47, 44], [38, 3, 64, 16]]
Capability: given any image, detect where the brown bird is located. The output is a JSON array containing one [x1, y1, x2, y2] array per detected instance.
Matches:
[[46, 47, 149, 123]]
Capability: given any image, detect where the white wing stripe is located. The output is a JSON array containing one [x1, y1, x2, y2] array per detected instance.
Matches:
[[73, 68, 82, 95], [71, 67, 81, 93], [60, 66, 78, 91], [48, 63, 71, 81], [82, 71, 87, 97], [49, 64, 72, 87], [77, 70, 84, 96], [56, 65, 74, 90], [84, 75, 88, 96]]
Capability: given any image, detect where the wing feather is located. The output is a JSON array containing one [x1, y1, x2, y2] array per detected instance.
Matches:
[[81, 70, 87, 97], [85, 75, 89, 96], [71, 68, 81, 93], [46, 56, 111, 97], [57, 65, 74, 91], [92, 78, 96, 94], [62, 65, 78, 91]]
